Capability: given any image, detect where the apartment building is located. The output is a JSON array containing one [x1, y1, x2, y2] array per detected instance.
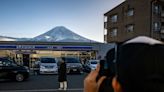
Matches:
[[104, 0, 164, 43]]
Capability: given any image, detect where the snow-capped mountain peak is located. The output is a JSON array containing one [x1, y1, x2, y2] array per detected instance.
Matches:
[[32, 26, 95, 42], [0, 26, 97, 43], [44, 36, 51, 39]]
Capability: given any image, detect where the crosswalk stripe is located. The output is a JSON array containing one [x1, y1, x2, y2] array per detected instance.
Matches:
[[0, 88, 83, 92]]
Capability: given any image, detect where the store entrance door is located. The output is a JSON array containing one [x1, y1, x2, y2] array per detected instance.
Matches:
[[23, 54, 30, 67]]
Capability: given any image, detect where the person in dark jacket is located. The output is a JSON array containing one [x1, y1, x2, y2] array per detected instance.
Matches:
[[58, 57, 67, 90], [84, 36, 164, 92]]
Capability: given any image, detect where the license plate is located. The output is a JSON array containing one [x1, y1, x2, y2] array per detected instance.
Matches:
[[73, 69, 77, 71]]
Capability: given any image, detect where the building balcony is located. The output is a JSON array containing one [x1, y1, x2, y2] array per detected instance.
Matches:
[[104, 22, 107, 29], [104, 35, 107, 43]]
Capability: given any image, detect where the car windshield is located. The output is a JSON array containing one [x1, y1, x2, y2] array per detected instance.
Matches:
[[91, 61, 97, 64], [40, 58, 56, 63], [0, 59, 16, 66], [0, 57, 9, 61], [65, 57, 80, 63]]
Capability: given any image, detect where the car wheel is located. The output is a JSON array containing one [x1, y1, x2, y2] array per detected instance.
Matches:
[[67, 69, 70, 74], [15, 73, 24, 82]]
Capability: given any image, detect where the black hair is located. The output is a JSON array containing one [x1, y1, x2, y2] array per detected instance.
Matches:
[[106, 48, 115, 77], [116, 43, 164, 92], [61, 57, 65, 61]]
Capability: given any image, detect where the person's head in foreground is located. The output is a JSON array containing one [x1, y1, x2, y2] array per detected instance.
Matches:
[[84, 36, 164, 92]]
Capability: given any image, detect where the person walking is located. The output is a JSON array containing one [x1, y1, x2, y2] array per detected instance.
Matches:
[[58, 57, 67, 90]]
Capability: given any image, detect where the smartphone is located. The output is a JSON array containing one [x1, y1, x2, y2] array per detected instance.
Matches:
[[99, 59, 111, 77], [98, 59, 114, 92], [99, 59, 116, 78]]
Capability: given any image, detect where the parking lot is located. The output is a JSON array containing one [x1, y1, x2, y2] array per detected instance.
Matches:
[[0, 73, 87, 92]]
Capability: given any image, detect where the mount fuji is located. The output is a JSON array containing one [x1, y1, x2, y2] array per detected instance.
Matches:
[[0, 26, 97, 42], [31, 26, 96, 42]]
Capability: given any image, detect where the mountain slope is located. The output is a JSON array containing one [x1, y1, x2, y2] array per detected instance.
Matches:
[[0, 36, 17, 41], [0, 26, 98, 42], [32, 26, 95, 42]]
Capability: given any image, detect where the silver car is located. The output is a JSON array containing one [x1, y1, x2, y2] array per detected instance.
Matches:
[[39, 57, 58, 74]]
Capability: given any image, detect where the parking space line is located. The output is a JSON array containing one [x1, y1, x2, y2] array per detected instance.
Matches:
[[0, 88, 83, 92]]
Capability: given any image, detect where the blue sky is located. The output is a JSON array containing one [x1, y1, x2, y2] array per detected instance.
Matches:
[[0, 0, 124, 42]]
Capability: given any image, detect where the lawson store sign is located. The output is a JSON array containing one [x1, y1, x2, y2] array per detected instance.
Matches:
[[0, 45, 93, 51]]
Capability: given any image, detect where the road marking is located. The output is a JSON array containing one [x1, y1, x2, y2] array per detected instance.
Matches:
[[0, 88, 83, 92]]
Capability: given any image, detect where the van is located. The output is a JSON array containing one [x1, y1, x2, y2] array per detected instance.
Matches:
[[38, 57, 58, 74]]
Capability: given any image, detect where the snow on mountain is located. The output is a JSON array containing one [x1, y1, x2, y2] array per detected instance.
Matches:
[[0, 36, 32, 41], [0, 36, 17, 41], [17, 38, 32, 41], [0, 26, 98, 42], [32, 26, 96, 42]]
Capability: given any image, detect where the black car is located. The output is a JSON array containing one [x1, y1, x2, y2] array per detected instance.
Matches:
[[82, 64, 91, 73], [60, 57, 83, 74], [0, 58, 30, 82]]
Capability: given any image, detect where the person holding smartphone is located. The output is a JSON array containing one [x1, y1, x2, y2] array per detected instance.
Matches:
[[84, 36, 164, 92], [84, 64, 106, 92]]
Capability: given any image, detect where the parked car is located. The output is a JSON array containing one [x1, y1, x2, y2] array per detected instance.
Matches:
[[82, 64, 91, 73], [87, 60, 100, 70], [0, 57, 30, 82], [61, 57, 83, 74], [38, 57, 58, 74]]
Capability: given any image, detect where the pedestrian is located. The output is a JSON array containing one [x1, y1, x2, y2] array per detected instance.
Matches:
[[58, 57, 67, 90], [84, 36, 164, 92], [83, 58, 87, 65]]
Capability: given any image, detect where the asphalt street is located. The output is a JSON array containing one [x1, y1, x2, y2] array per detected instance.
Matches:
[[0, 73, 88, 92]]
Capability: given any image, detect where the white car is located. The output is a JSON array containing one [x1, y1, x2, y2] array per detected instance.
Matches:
[[39, 57, 58, 74], [88, 60, 99, 70]]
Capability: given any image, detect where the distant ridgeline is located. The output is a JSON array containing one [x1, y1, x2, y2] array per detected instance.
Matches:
[[0, 26, 97, 43]]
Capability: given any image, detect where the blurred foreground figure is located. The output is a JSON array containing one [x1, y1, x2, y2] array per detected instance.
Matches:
[[84, 36, 164, 92]]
